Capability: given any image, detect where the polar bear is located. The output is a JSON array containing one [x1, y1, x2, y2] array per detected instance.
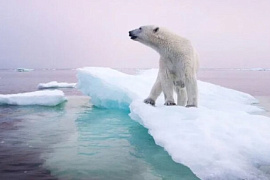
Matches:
[[129, 25, 198, 107]]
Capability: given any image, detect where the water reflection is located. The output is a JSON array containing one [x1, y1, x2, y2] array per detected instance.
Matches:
[[0, 97, 198, 180], [46, 99, 198, 180]]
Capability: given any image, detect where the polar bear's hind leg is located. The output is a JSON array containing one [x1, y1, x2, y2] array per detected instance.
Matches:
[[175, 87, 187, 106], [186, 76, 198, 107]]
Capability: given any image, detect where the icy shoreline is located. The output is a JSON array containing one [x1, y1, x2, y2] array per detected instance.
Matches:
[[77, 67, 270, 180]]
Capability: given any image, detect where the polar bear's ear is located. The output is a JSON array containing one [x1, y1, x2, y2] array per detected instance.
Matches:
[[153, 27, 159, 33]]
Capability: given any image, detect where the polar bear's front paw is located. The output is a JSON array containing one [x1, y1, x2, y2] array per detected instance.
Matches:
[[164, 100, 176, 106], [144, 98, 155, 106]]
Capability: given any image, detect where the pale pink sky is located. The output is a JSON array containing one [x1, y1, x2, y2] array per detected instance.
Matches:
[[0, 0, 269, 69]]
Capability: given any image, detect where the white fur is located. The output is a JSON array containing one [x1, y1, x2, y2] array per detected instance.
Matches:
[[129, 26, 199, 107]]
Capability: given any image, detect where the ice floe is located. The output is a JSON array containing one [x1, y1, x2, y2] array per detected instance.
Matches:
[[16, 68, 34, 72], [38, 81, 76, 89], [0, 90, 66, 106], [77, 67, 270, 180]]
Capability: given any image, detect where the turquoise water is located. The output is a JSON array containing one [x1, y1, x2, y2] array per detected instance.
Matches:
[[0, 96, 199, 179]]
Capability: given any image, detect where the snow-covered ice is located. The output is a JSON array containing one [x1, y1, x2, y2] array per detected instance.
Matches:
[[38, 81, 76, 89], [77, 67, 270, 180], [0, 90, 66, 106]]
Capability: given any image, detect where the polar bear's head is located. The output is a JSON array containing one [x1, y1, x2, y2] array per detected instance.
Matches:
[[129, 25, 162, 49]]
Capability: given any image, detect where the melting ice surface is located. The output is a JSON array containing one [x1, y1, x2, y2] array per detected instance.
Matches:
[[77, 67, 270, 180], [38, 81, 76, 89], [0, 90, 66, 106]]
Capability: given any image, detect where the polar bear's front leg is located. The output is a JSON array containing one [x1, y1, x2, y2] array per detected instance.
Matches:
[[159, 70, 176, 106], [144, 75, 162, 106]]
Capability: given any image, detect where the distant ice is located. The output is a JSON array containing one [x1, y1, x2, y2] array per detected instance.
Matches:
[[201, 68, 270, 71], [16, 68, 34, 72], [38, 81, 76, 89], [0, 90, 66, 106], [77, 67, 270, 180], [235, 68, 270, 71]]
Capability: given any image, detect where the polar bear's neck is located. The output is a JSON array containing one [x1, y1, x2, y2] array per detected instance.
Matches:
[[150, 30, 187, 54], [150, 38, 189, 59]]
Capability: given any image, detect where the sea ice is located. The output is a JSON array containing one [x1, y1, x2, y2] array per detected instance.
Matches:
[[0, 90, 66, 106], [77, 67, 270, 180], [38, 81, 76, 89], [16, 68, 34, 72], [237, 68, 270, 71]]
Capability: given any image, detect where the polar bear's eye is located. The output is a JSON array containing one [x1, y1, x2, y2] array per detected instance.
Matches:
[[153, 27, 159, 33], [139, 27, 142, 30]]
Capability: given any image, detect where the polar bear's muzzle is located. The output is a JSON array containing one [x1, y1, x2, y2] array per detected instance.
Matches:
[[129, 31, 137, 40]]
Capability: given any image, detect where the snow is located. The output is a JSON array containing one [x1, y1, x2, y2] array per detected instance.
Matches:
[[0, 90, 66, 106], [77, 67, 270, 180], [38, 81, 76, 89]]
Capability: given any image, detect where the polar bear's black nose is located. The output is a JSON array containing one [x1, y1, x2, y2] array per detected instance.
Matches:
[[129, 31, 132, 36]]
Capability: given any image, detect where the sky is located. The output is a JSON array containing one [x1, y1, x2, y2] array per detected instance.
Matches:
[[0, 0, 270, 69]]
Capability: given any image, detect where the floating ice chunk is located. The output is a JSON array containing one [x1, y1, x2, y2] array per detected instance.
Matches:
[[77, 67, 138, 110], [77, 67, 259, 112], [77, 67, 270, 179], [38, 81, 76, 89], [237, 68, 269, 71], [0, 90, 66, 106], [16, 68, 34, 72]]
